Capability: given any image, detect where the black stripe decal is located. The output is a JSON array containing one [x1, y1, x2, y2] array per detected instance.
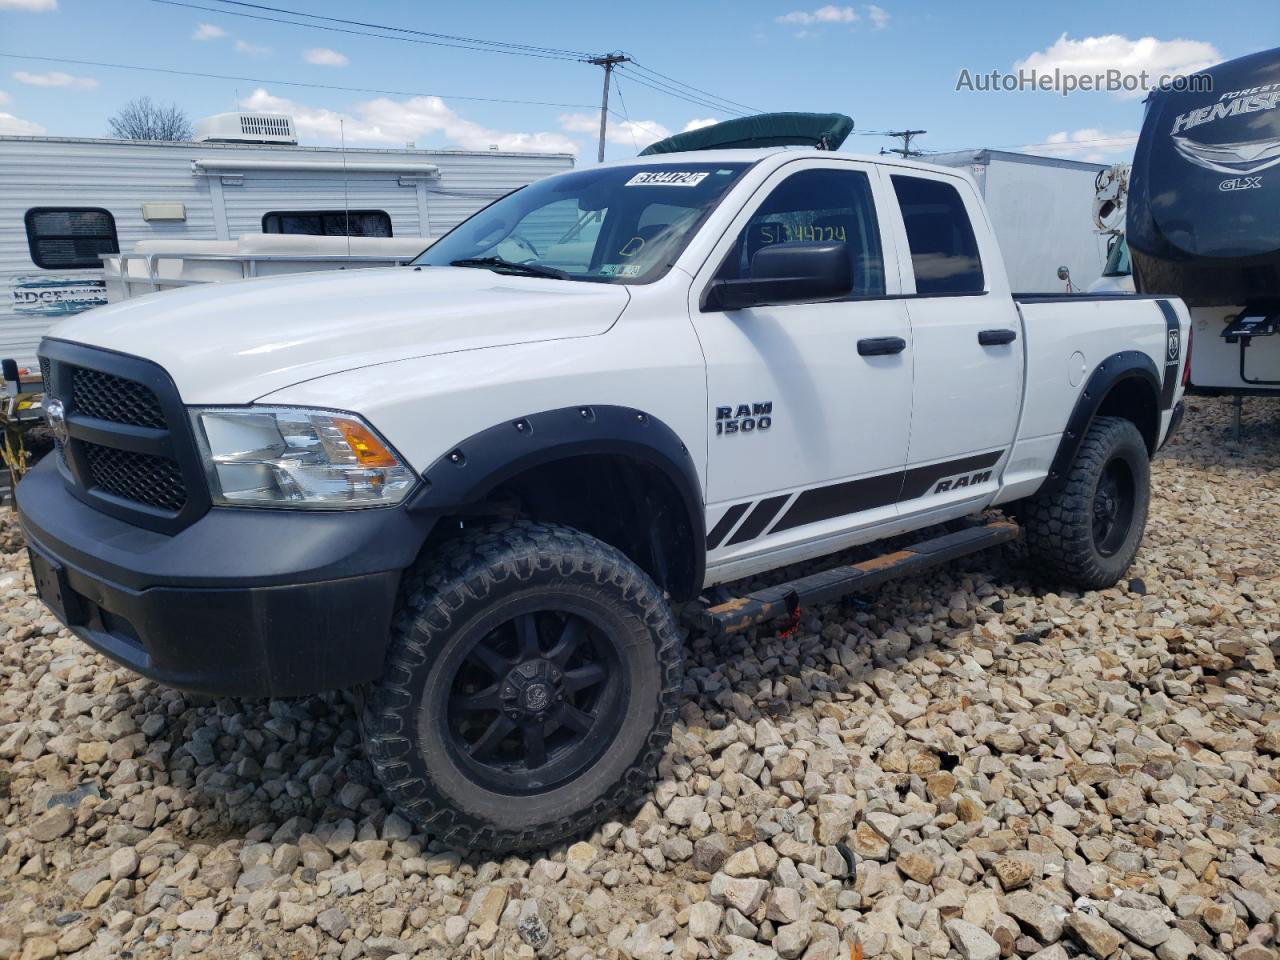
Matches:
[[1157, 299, 1181, 410], [725, 495, 790, 546], [770, 472, 900, 534], [898, 450, 1004, 501], [706, 502, 750, 549], [769, 450, 1006, 537]]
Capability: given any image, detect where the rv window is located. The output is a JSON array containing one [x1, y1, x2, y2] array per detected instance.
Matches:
[[890, 176, 985, 295], [262, 210, 393, 237], [25, 208, 119, 270]]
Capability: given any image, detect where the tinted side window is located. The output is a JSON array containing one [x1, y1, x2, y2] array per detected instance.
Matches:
[[25, 208, 119, 270], [890, 176, 984, 295], [720, 168, 885, 297], [262, 210, 392, 237]]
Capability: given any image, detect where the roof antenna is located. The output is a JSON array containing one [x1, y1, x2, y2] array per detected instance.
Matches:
[[339, 118, 351, 257]]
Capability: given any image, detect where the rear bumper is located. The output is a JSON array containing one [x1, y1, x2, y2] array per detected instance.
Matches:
[[16, 455, 435, 698]]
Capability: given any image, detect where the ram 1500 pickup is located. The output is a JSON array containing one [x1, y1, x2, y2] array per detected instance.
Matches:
[[18, 146, 1189, 851]]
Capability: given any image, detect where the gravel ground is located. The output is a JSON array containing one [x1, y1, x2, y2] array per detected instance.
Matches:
[[0, 395, 1277, 960]]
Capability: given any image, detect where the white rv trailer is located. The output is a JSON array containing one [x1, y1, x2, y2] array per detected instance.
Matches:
[[928, 149, 1111, 293], [0, 117, 574, 367]]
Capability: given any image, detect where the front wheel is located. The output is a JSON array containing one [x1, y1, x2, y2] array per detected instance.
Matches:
[[1019, 416, 1152, 590], [362, 522, 682, 852]]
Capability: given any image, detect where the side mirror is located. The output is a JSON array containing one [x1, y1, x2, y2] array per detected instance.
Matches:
[[1056, 265, 1071, 282], [705, 242, 852, 312]]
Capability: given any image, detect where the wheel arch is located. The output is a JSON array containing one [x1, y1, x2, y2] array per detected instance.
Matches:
[[1041, 351, 1162, 495], [410, 405, 705, 601]]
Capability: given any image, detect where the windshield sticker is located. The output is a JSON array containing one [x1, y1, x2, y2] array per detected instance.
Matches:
[[626, 171, 710, 187], [616, 264, 644, 277]]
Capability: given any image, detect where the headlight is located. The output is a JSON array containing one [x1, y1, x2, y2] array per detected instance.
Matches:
[[194, 407, 416, 508]]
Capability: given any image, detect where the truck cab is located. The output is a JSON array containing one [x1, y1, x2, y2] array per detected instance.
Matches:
[[17, 140, 1189, 852]]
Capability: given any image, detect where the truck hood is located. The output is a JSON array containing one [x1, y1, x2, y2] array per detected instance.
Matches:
[[49, 266, 630, 403]]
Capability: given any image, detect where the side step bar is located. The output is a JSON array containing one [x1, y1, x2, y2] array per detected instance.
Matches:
[[693, 519, 1020, 637]]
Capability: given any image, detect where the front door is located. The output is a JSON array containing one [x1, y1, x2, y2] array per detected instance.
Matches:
[[692, 160, 914, 563]]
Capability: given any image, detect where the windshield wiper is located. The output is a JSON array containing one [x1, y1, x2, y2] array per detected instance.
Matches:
[[449, 257, 569, 280]]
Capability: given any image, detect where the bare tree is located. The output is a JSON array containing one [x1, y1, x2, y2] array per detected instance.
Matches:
[[108, 97, 193, 141]]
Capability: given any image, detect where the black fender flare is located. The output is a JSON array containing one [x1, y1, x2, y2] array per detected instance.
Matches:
[[409, 404, 705, 592], [1042, 351, 1162, 495]]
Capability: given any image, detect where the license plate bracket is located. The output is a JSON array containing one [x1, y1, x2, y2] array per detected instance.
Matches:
[[28, 548, 85, 626]]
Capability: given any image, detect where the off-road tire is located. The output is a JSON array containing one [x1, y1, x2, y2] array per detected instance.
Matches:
[[1020, 416, 1151, 590], [362, 521, 683, 852]]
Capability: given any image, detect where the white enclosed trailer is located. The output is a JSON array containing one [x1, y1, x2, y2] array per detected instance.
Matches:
[[928, 149, 1111, 293], [0, 122, 573, 366]]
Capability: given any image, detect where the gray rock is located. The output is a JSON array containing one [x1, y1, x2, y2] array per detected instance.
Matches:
[[946, 919, 1001, 960], [1104, 902, 1171, 948]]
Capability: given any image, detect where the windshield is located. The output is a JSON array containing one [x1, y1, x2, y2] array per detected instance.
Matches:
[[1103, 235, 1131, 277], [414, 162, 751, 283]]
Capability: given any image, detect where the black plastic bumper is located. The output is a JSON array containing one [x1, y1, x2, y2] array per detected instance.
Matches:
[[16, 456, 435, 698]]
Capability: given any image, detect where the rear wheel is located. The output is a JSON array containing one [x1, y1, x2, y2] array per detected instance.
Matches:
[[362, 521, 682, 852], [1020, 416, 1151, 590]]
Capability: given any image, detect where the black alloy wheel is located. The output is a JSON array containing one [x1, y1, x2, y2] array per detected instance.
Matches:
[[1091, 457, 1136, 557], [443, 608, 623, 794]]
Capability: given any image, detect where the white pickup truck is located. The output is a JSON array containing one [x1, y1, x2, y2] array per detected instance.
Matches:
[[18, 145, 1189, 851]]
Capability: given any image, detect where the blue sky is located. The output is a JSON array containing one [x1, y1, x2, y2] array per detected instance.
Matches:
[[1, 0, 1275, 164]]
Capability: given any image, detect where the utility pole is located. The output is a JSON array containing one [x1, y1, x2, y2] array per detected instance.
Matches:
[[588, 53, 630, 163], [881, 129, 927, 159]]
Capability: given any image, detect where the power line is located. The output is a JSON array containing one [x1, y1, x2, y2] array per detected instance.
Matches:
[[617, 67, 751, 117], [615, 66, 750, 118], [625, 59, 761, 115], [611, 72, 641, 153], [0, 53, 600, 110], [202, 0, 594, 59], [194, 2, 762, 120], [150, 0, 587, 61]]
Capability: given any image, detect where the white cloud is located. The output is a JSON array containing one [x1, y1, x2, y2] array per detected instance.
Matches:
[[0, 0, 57, 10], [13, 70, 97, 91], [235, 39, 272, 55], [777, 5, 858, 25], [866, 4, 889, 29], [559, 111, 672, 148], [683, 118, 719, 132], [241, 89, 579, 154], [304, 48, 349, 67], [1027, 128, 1140, 163], [192, 23, 227, 40], [1015, 34, 1220, 99], [0, 111, 46, 134]]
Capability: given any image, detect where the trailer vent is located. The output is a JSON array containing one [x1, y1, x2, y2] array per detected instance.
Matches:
[[194, 112, 298, 145]]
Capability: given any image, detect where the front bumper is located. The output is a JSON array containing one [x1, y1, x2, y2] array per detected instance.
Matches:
[[16, 455, 435, 698]]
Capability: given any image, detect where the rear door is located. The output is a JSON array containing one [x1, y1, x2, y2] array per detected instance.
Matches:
[[885, 171, 1023, 515], [691, 158, 913, 562]]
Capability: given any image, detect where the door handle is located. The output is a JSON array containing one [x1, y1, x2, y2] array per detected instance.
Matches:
[[978, 328, 1017, 346], [857, 336, 907, 356]]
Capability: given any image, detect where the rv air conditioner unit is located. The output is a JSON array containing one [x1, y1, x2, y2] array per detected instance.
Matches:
[[194, 112, 298, 145]]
